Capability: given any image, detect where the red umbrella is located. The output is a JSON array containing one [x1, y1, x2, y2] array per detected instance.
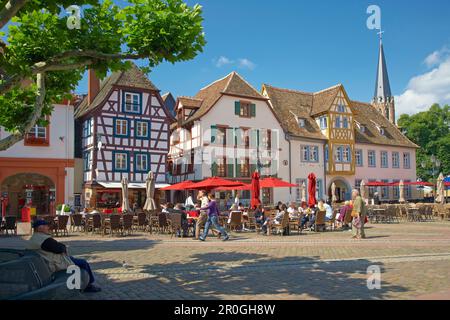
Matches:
[[259, 177, 297, 188], [161, 180, 195, 191], [308, 173, 317, 207], [251, 171, 261, 209], [189, 177, 245, 190], [213, 184, 251, 191]]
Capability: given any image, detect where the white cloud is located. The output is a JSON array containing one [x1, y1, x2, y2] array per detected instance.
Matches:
[[215, 56, 234, 68], [395, 49, 450, 117], [238, 58, 256, 70], [214, 56, 256, 70], [424, 47, 449, 68]]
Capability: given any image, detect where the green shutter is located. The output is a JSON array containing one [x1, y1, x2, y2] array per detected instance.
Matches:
[[235, 159, 241, 177], [211, 125, 217, 144], [250, 104, 256, 117], [227, 162, 234, 178], [235, 101, 241, 115], [211, 162, 218, 176]]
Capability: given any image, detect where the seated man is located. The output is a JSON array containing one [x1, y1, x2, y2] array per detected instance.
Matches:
[[262, 204, 287, 234], [287, 202, 299, 218], [254, 205, 265, 227], [26, 220, 101, 293]]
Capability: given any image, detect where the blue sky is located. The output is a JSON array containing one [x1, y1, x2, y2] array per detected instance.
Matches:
[[74, 0, 449, 116]]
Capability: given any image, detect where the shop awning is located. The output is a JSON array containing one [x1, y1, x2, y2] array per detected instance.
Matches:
[[97, 182, 171, 189]]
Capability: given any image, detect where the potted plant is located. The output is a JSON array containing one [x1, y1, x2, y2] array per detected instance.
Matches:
[[56, 204, 63, 215]]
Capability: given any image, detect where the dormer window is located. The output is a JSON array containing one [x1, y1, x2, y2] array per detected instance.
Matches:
[[379, 127, 385, 135], [360, 125, 366, 133], [319, 116, 327, 129], [235, 101, 256, 118], [123, 91, 142, 114], [298, 118, 306, 128]]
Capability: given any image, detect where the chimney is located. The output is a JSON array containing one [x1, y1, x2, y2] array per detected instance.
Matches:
[[88, 69, 100, 104]]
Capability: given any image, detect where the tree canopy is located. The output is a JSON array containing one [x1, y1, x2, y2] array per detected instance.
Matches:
[[398, 104, 450, 181], [0, 0, 205, 150]]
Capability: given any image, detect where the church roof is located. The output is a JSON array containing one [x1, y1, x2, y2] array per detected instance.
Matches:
[[374, 40, 392, 101]]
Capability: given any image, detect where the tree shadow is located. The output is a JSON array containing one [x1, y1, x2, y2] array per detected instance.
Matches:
[[90, 251, 408, 300]]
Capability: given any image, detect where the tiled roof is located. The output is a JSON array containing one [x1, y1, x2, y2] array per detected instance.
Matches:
[[351, 100, 419, 148], [263, 85, 327, 140], [175, 72, 268, 127], [178, 96, 203, 108], [74, 63, 158, 119], [311, 85, 342, 116]]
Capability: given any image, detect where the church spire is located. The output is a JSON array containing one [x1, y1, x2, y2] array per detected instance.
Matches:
[[372, 31, 396, 124]]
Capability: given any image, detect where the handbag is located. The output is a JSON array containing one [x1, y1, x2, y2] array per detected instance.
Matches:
[[352, 217, 361, 228]]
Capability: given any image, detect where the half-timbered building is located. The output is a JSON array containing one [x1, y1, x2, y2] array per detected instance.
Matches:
[[74, 64, 172, 209]]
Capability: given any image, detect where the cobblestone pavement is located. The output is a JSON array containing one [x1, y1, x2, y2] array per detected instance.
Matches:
[[2, 221, 450, 300]]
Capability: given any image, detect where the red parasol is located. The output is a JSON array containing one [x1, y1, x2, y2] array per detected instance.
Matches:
[[259, 177, 298, 188], [213, 184, 251, 191], [161, 180, 195, 191], [251, 171, 261, 209], [307, 173, 317, 207], [189, 177, 245, 190]]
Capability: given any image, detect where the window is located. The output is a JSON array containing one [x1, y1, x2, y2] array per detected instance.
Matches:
[[295, 178, 307, 202], [82, 118, 93, 138], [379, 127, 385, 136], [381, 151, 388, 168], [83, 151, 92, 171], [301, 146, 309, 162], [337, 104, 346, 113], [381, 179, 389, 199], [335, 116, 341, 128], [235, 101, 255, 118], [403, 153, 411, 169], [298, 118, 306, 128], [135, 153, 149, 172], [234, 128, 250, 148], [360, 125, 366, 133], [316, 179, 323, 200], [212, 157, 226, 177], [301, 146, 319, 163], [342, 146, 351, 163], [28, 124, 47, 139], [114, 119, 129, 136], [368, 179, 376, 198], [123, 92, 141, 113], [392, 152, 400, 168], [393, 180, 400, 199], [405, 180, 412, 198], [261, 129, 272, 150], [114, 152, 128, 172], [368, 150, 376, 167], [343, 116, 349, 128], [215, 127, 226, 145], [237, 158, 250, 177], [335, 146, 343, 162], [25, 122, 49, 146], [319, 116, 328, 129], [355, 149, 363, 167], [135, 121, 149, 138], [310, 146, 319, 162], [355, 179, 362, 189]]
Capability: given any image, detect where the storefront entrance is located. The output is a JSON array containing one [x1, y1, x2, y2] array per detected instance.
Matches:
[[328, 178, 352, 203], [1, 173, 55, 217]]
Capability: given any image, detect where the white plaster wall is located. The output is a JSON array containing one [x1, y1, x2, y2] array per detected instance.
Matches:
[[0, 104, 74, 160]]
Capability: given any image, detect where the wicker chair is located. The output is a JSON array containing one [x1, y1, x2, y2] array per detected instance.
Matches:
[[54, 215, 69, 237], [168, 213, 182, 238], [135, 212, 147, 231], [245, 210, 257, 231], [314, 211, 327, 232], [103, 214, 122, 236], [269, 212, 290, 236], [70, 214, 84, 232], [227, 211, 243, 232], [86, 214, 102, 234], [122, 214, 134, 236], [157, 213, 169, 234]]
